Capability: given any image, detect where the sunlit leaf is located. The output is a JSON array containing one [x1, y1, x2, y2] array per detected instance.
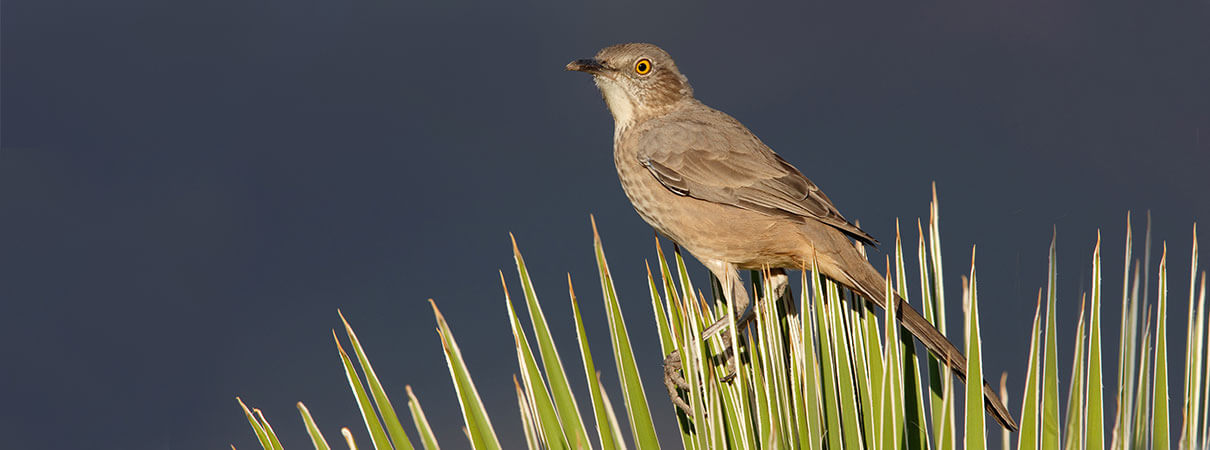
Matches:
[[405, 387, 440, 450], [510, 237, 592, 447], [338, 311, 414, 450], [1018, 292, 1043, 450], [1063, 295, 1086, 450], [1153, 244, 1170, 450], [297, 402, 332, 450], [334, 330, 392, 450], [591, 217, 660, 447], [432, 300, 502, 450], [1042, 232, 1062, 450], [237, 397, 273, 450], [964, 251, 985, 450], [1086, 233, 1104, 450]]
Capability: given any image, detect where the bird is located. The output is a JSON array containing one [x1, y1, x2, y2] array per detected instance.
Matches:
[[566, 42, 1017, 431]]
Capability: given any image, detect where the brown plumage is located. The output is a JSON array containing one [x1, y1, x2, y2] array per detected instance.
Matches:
[[568, 42, 1017, 431]]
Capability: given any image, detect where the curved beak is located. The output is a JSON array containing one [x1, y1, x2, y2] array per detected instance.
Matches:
[[566, 58, 606, 74]]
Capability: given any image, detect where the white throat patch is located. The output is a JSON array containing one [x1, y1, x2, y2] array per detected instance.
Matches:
[[594, 77, 636, 136]]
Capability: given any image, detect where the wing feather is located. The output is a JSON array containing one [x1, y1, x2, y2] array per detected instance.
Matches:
[[635, 108, 878, 246]]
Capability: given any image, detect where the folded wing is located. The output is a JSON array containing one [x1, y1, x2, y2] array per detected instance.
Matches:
[[635, 111, 878, 246]]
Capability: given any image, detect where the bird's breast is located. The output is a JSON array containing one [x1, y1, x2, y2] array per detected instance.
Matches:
[[613, 144, 668, 233]]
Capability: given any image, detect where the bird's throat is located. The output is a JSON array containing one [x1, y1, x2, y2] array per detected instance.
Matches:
[[594, 77, 637, 136]]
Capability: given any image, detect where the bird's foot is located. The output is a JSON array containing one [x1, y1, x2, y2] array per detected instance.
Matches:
[[719, 329, 743, 382], [663, 350, 692, 416], [705, 312, 752, 383]]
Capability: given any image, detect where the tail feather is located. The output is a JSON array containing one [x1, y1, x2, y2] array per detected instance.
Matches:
[[898, 295, 1019, 431], [846, 269, 1020, 431]]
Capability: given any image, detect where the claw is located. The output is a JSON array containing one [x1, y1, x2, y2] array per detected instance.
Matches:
[[663, 350, 692, 415], [717, 331, 740, 381]]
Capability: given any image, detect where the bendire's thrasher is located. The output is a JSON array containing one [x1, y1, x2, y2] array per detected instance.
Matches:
[[567, 42, 1016, 431]]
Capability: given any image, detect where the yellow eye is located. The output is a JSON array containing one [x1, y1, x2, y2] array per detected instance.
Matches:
[[634, 58, 652, 75]]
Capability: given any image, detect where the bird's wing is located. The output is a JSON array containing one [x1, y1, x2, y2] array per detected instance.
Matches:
[[635, 111, 878, 246]]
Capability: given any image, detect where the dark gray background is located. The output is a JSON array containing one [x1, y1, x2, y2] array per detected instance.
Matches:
[[2, 0, 1207, 448]]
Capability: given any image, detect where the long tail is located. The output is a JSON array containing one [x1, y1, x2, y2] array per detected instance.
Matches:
[[844, 264, 1020, 431]]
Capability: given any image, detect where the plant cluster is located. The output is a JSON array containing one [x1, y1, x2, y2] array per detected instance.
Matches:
[[237, 193, 1204, 450]]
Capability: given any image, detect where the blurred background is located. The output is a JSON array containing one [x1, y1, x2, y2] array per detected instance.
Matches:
[[2, 0, 1206, 448]]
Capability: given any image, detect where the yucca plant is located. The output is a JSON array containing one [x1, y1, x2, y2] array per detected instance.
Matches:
[[236, 190, 1205, 449]]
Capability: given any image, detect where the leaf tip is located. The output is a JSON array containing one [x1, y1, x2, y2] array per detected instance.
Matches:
[[338, 309, 352, 332], [429, 299, 448, 326], [498, 270, 511, 301]]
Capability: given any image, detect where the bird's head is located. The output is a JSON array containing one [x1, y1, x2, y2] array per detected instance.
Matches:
[[566, 43, 694, 130]]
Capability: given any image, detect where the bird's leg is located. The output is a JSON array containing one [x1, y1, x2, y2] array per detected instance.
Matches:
[[702, 266, 794, 340], [716, 268, 792, 381], [662, 262, 748, 414], [702, 262, 751, 381], [765, 268, 791, 315], [701, 262, 751, 340]]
